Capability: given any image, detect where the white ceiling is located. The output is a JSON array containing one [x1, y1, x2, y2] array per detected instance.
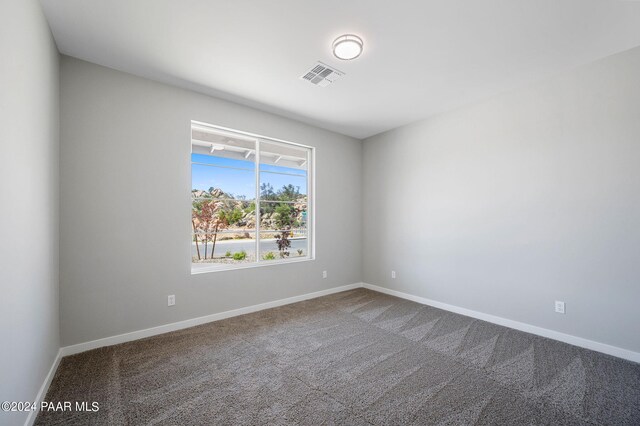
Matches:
[[39, 0, 640, 139]]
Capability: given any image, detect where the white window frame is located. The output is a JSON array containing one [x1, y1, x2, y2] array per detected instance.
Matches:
[[190, 121, 315, 274]]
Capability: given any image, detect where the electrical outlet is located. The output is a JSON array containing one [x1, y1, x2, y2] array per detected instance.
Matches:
[[391, 270, 396, 279], [555, 301, 565, 314], [168, 295, 175, 306], [322, 270, 327, 279]]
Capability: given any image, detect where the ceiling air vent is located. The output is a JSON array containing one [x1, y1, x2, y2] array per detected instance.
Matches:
[[300, 62, 344, 87]]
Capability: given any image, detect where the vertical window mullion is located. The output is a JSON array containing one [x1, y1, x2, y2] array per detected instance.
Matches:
[[307, 148, 312, 258], [255, 138, 261, 263]]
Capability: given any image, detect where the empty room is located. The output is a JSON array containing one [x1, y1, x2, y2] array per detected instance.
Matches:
[[2, 0, 640, 425]]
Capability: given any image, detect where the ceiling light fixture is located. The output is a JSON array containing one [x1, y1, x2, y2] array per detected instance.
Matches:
[[332, 34, 363, 60], [210, 144, 224, 153]]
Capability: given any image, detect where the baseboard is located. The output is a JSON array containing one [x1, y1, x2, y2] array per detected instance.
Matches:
[[362, 283, 640, 364], [60, 282, 363, 357], [24, 349, 62, 426], [30, 280, 639, 424], [45, 279, 638, 417]]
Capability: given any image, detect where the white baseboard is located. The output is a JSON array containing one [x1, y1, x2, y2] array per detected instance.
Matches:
[[36, 280, 636, 423], [60, 283, 363, 357], [362, 283, 640, 363], [24, 349, 62, 426]]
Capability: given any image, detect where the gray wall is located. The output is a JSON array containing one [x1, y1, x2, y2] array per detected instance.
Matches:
[[0, 1, 60, 425], [60, 57, 362, 346], [363, 46, 640, 353]]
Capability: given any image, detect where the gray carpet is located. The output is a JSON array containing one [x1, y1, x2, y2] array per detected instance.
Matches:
[[36, 289, 640, 425]]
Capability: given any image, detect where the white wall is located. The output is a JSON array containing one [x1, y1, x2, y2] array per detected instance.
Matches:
[[363, 46, 640, 354], [0, 1, 60, 425], [59, 57, 362, 346]]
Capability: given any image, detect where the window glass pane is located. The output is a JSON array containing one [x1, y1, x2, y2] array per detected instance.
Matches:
[[192, 164, 255, 200], [259, 231, 308, 261], [192, 195, 257, 265], [192, 230, 256, 267], [192, 126, 256, 166], [191, 153, 255, 170], [259, 202, 307, 232], [191, 127, 257, 200], [258, 141, 308, 226], [259, 140, 308, 173], [259, 172, 307, 199], [192, 198, 256, 229], [257, 140, 309, 263]]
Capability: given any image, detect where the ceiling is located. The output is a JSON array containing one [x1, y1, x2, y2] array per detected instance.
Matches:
[[39, 0, 640, 139]]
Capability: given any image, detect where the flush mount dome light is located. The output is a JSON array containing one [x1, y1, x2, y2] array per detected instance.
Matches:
[[332, 34, 363, 60]]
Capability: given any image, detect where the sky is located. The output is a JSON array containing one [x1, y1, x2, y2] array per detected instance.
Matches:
[[191, 153, 307, 199]]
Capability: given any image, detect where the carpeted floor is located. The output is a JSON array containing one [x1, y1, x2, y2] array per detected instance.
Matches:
[[37, 289, 640, 425]]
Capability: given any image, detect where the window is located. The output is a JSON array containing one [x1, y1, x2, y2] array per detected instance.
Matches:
[[191, 121, 313, 273]]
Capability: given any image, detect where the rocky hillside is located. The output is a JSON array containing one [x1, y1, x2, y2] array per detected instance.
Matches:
[[192, 187, 307, 238]]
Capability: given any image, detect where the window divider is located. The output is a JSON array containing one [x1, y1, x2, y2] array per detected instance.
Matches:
[[259, 169, 307, 178], [191, 162, 255, 173], [255, 138, 261, 262]]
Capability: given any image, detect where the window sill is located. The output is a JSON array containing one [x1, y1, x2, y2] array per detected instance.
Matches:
[[191, 256, 315, 275]]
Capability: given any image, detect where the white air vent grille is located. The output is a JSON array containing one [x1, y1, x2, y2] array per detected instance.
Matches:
[[301, 62, 344, 87]]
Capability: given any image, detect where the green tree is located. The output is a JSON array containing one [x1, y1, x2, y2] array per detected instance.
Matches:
[[260, 183, 276, 200], [260, 183, 277, 214], [277, 184, 300, 201], [220, 207, 243, 225], [274, 204, 295, 229]]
